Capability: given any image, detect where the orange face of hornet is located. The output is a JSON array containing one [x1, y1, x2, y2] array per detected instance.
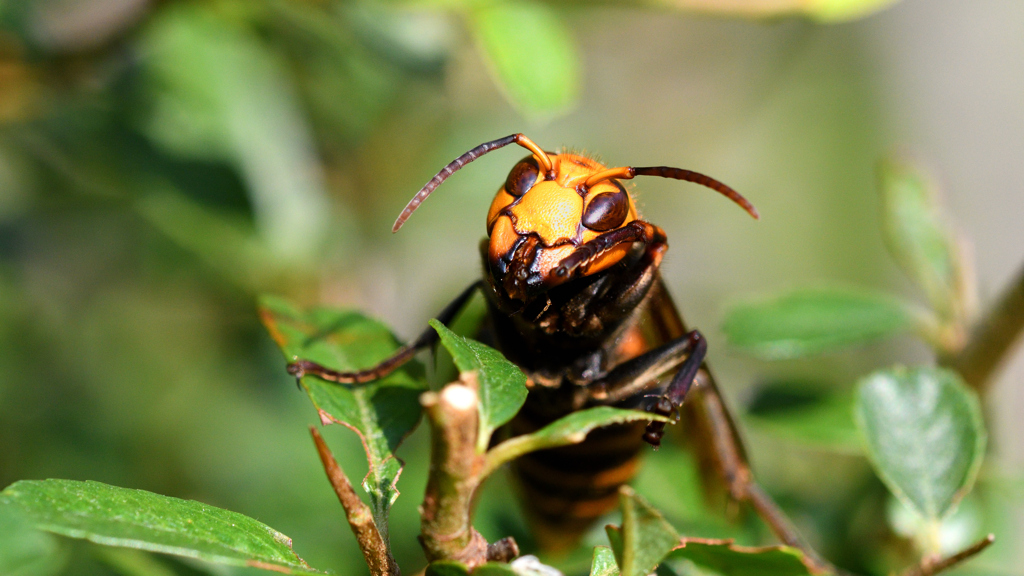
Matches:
[[486, 153, 640, 292], [390, 134, 756, 304]]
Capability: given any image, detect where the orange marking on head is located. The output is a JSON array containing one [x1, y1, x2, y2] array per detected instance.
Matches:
[[487, 188, 516, 233], [509, 181, 583, 246], [488, 216, 519, 263], [585, 244, 631, 276]]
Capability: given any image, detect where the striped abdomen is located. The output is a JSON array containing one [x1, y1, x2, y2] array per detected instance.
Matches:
[[510, 398, 648, 551]]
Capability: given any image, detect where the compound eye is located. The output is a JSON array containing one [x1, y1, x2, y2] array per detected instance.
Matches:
[[505, 157, 539, 197], [582, 191, 628, 231]]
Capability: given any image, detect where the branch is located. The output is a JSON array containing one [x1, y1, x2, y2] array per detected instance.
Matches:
[[418, 379, 490, 567], [310, 427, 399, 576], [899, 534, 995, 576], [947, 262, 1024, 392]]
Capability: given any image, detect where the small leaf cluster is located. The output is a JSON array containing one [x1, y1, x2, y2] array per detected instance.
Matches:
[[0, 294, 670, 575], [722, 156, 992, 569]]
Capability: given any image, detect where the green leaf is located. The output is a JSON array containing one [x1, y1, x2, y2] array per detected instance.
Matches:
[[473, 562, 519, 576], [723, 287, 916, 359], [590, 546, 620, 576], [0, 503, 65, 576], [645, 0, 900, 22], [142, 3, 330, 262], [93, 547, 177, 576], [259, 296, 427, 536], [483, 407, 670, 478], [425, 560, 470, 576], [469, 0, 579, 118], [886, 494, 984, 557], [0, 480, 325, 574], [745, 383, 861, 452], [878, 157, 965, 321], [666, 538, 820, 576], [431, 320, 528, 452], [804, 0, 903, 22], [606, 487, 680, 576], [855, 366, 986, 521], [136, 189, 299, 295]]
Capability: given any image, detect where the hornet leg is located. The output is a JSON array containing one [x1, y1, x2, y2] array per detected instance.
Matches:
[[586, 331, 835, 572], [688, 371, 833, 573], [584, 330, 706, 448], [287, 280, 482, 385], [642, 331, 705, 447]]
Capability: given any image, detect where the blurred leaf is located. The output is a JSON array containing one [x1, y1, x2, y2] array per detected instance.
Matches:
[[136, 188, 300, 294], [425, 560, 470, 576], [631, 443, 739, 537], [469, 0, 579, 118], [473, 562, 519, 576], [142, 4, 330, 261], [745, 383, 861, 452], [590, 547, 619, 576], [855, 366, 986, 521], [0, 480, 325, 575], [606, 487, 679, 576], [431, 320, 528, 451], [643, 0, 901, 22], [24, 0, 150, 52], [878, 157, 964, 320], [0, 503, 65, 576], [723, 287, 915, 359], [666, 539, 820, 576], [344, 3, 454, 72], [264, 1, 404, 143], [886, 495, 983, 557], [93, 547, 177, 576], [483, 407, 670, 477], [804, 0, 903, 22], [258, 296, 427, 537]]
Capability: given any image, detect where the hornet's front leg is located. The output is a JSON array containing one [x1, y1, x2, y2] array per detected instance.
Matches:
[[584, 329, 706, 448], [587, 334, 834, 573], [287, 280, 482, 385]]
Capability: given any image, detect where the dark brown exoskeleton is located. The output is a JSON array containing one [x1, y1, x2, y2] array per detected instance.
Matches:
[[288, 134, 826, 566]]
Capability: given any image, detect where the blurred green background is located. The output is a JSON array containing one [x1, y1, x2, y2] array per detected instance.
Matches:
[[1, 0, 1022, 574]]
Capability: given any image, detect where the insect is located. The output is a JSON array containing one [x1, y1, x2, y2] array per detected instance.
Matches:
[[287, 134, 824, 564]]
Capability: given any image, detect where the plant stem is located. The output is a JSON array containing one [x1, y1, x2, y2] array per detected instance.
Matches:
[[947, 263, 1024, 392], [310, 427, 399, 576], [419, 379, 489, 567], [900, 534, 995, 576]]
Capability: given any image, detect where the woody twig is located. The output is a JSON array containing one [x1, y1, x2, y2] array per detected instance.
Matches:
[[948, 263, 1024, 392], [310, 427, 400, 576], [899, 534, 995, 576], [418, 375, 519, 567]]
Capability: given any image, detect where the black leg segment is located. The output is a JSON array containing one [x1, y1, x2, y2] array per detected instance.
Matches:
[[584, 329, 706, 447], [287, 281, 483, 385], [642, 331, 705, 448]]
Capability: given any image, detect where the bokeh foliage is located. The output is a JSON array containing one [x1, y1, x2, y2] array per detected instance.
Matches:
[[1, 0, 1021, 575]]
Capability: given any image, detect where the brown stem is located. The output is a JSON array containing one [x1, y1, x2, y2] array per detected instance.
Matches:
[[900, 534, 995, 576], [947, 263, 1024, 392], [310, 427, 399, 576], [696, 381, 836, 575], [418, 377, 491, 567]]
